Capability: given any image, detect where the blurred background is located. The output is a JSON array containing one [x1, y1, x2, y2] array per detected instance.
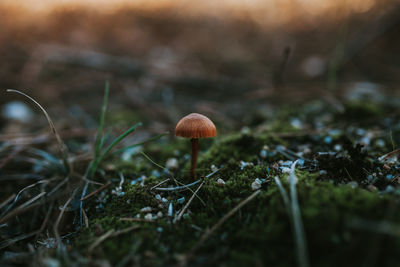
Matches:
[[0, 0, 399, 135]]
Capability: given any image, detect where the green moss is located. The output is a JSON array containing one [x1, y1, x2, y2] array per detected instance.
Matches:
[[341, 101, 383, 121], [73, 133, 400, 266]]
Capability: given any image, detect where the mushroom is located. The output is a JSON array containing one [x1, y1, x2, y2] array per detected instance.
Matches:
[[175, 113, 217, 179]]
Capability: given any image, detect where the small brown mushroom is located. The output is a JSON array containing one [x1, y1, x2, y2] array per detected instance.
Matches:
[[175, 113, 217, 179]]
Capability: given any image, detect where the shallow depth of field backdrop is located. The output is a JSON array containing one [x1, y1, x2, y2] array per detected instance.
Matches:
[[1, 0, 400, 266]]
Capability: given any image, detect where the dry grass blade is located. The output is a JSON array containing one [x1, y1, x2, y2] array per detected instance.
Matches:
[[289, 160, 310, 267], [82, 208, 89, 228], [155, 179, 201, 191], [0, 194, 16, 210], [0, 179, 52, 219], [88, 225, 139, 253], [80, 181, 111, 201], [36, 201, 54, 237], [378, 148, 400, 163], [150, 178, 170, 190], [0, 202, 54, 250], [185, 190, 261, 262], [6, 89, 70, 172], [0, 146, 24, 169], [113, 225, 140, 236], [47, 176, 70, 197], [274, 176, 292, 216], [175, 180, 205, 223], [120, 218, 156, 223], [89, 229, 115, 253], [54, 188, 78, 257], [0, 192, 46, 224], [0, 230, 40, 250]]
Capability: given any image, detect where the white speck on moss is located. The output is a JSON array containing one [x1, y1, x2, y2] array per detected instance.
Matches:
[[217, 178, 225, 186], [141, 207, 152, 213], [251, 178, 262, 190]]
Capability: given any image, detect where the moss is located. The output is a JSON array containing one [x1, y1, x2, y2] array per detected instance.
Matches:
[[341, 101, 383, 121], [72, 133, 400, 266]]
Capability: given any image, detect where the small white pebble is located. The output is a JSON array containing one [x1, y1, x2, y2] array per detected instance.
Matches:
[[157, 211, 163, 218], [347, 181, 358, 189], [168, 203, 173, 217], [217, 178, 225, 186], [251, 179, 262, 190], [240, 161, 254, 170], [141, 207, 152, 213], [211, 164, 218, 172], [144, 213, 154, 221], [166, 158, 179, 170], [135, 214, 141, 218], [260, 149, 267, 158], [2, 101, 33, 122], [241, 126, 251, 135], [42, 258, 60, 267], [334, 144, 342, 151]]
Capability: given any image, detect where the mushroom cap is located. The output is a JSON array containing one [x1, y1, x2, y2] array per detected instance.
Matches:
[[175, 113, 217, 138]]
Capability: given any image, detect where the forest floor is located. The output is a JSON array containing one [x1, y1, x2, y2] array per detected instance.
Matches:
[[2, 89, 400, 267]]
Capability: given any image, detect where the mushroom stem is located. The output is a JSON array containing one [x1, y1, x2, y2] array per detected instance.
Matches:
[[190, 138, 199, 179]]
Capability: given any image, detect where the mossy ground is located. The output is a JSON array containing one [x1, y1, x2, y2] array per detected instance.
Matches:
[[3, 99, 400, 267], [73, 110, 400, 267]]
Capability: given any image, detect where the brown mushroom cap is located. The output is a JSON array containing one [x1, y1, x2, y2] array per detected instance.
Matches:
[[175, 113, 217, 138]]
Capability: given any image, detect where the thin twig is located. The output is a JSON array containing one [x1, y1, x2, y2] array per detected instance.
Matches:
[[113, 225, 140, 236], [88, 225, 140, 253], [155, 180, 201, 191], [154, 169, 219, 192], [7, 89, 70, 172], [82, 208, 89, 228], [175, 181, 205, 223], [36, 201, 54, 239], [54, 188, 78, 257], [0, 192, 46, 224], [88, 229, 115, 253], [274, 176, 292, 216], [0, 179, 51, 219], [140, 151, 172, 175], [0, 230, 40, 250], [186, 190, 261, 261], [0, 146, 24, 169], [80, 181, 111, 201], [120, 218, 156, 223], [0, 194, 16, 210], [150, 178, 170, 190], [47, 176, 70, 197]]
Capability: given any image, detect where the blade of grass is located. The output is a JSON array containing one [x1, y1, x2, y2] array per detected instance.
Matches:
[[140, 151, 170, 174], [289, 160, 310, 267], [6, 89, 70, 173], [186, 190, 261, 263], [94, 81, 109, 161], [89, 122, 142, 177], [112, 132, 169, 155], [274, 175, 292, 217]]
